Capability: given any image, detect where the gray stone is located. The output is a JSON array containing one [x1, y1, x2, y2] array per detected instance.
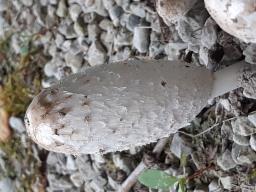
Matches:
[[58, 23, 77, 39], [21, 0, 33, 6], [232, 134, 250, 146], [243, 44, 256, 64], [170, 133, 192, 158], [47, 174, 74, 191], [129, 3, 146, 18], [221, 122, 233, 140], [250, 134, 256, 151], [248, 112, 256, 127], [69, 3, 82, 21], [108, 5, 123, 26], [74, 21, 86, 36], [83, 12, 96, 23], [165, 43, 187, 60], [217, 149, 236, 171], [70, 172, 84, 188], [231, 143, 256, 165], [102, 0, 115, 10], [219, 176, 234, 190], [208, 180, 221, 192], [88, 24, 101, 42], [76, 155, 97, 180], [82, 0, 108, 17], [0, 178, 14, 192], [231, 117, 256, 136], [201, 18, 218, 49], [56, 0, 68, 17], [55, 33, 65, 48], [114, 29, 133, 47], [87, 41, 107, 66], [126, 14, 141, 32], [64, 52, 83, 73], [89, 175, 107, 192], [110, 47, 131, 63], [133, 26, 150, 53], [0, 0, 8, 11], [99, 19, 114, 31], [115, 0, 130, 11], [219, 98, 231, 111], [9, 116, 26, 133]]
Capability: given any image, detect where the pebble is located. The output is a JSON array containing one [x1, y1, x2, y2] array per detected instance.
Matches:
[[109, 47, 131, 62], [74, 21, 86, 36], [219, 176, 234, 190], [69, 3, 82, 21], [129, 3, 146, 18], [232, 134, 250, 146], [66, 155, 77, 171], [70, 172, 84, 187], [88, 24, 101, 42], [221, 122, 233, 140], [231, 117, 256, 136], [65, 52, 83, 73], [9, 116, 26, 134], [208, 180, 221, 192], [248, 112, 256, 127], [0, 178, 14, 192], [126, 14, 141, 32], [0, 0, 8, 11], [44, 61, 59, 77], [219, 98, 231, 111], [201, 18, 218, 49], [216, 149, 236, 171], [170, 133, 192, 158], [20, 0, 33, 6], [56, 0, 68, 18], [250, 134, 256, 151], [133, 26, 150, 53], [87, 41, 107, 66], [231, 143, 256, 165], [108, 5, 123, 26], [243, 44, 256, 64], [165, 43, 187, 60]]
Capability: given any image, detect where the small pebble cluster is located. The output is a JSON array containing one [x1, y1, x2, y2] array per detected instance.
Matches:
[[0, 0, 256, 191]]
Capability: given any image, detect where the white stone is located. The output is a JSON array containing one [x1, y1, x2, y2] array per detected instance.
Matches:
[[133, 27, 150, 53], [87, 41, 107, 66], [250, 134, 256, 151], [219, 176, 233, 190]]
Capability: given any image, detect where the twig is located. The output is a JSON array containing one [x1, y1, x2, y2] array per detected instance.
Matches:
[[177, 116, 237, 138], [119, 137, 169, 192]]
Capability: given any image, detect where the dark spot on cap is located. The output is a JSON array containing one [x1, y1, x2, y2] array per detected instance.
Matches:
[[231, 18, 238, 23], [161, 81, 167, 87], [58, 107, 71, 117], [84, 115, 91, 122], [160, 1, 164, 7]]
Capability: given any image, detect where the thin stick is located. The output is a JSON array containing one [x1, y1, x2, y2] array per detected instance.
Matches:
[[119, 137, 169, 192], [177, 116, 237, 138]]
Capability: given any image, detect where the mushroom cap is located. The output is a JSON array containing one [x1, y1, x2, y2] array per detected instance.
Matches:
[[156, 0, 198, 24], [25, 60, 213, 154], [205, 0, 256, 43]]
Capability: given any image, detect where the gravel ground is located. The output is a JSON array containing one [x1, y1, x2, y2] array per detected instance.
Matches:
[[0, 0, 256, 191]]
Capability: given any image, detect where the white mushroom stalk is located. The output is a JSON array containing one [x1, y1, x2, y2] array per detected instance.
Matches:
[[25, 60, 254, 154], [204, 0, 256, 43]]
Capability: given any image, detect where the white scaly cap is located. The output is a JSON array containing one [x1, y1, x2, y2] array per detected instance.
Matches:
[[25, 60, 213, 154]]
